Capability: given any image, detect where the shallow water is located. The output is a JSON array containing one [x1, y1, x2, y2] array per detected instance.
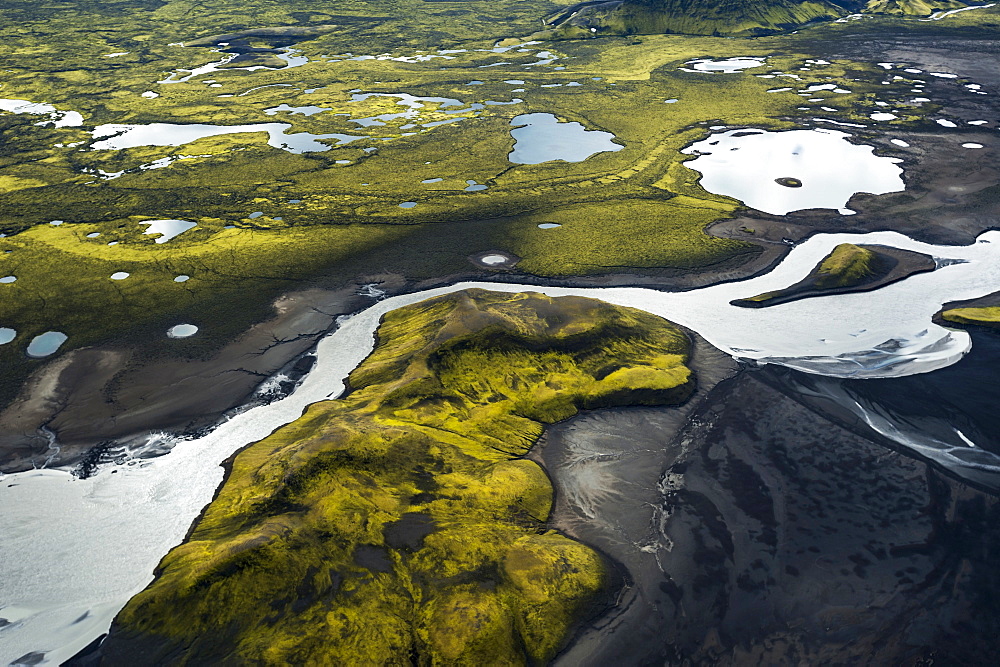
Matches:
[[141, 220, 197, 244], [508, 113, 622, 164], [25, 331, 67, 358], [158, 47, 309, 84], [922, 3, 996, 20], [682, 57, 765, 73], [263, 104, 331, 116], [8, 229, 1000, 662], [681, 128, 904, 215], [0, 327, 15, 344]]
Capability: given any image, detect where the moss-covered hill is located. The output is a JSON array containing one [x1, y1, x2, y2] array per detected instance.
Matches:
[[100, 289, 695, 664], [538, 0, 971, 38]]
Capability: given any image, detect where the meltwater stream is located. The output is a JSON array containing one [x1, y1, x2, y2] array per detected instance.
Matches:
[[4, 230, 1000, 663]]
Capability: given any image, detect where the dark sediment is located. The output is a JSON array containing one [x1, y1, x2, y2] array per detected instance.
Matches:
[[0, 277, 403, 473], [542, 360, 1000, 664]]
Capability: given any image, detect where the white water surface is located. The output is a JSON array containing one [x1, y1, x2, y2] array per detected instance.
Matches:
[[6, 230, 1000, 662], [158, 47, 309, 84], [681, 57, 766, 73], [0, 99, 83, 128], [140, 219, 197, 243], [90, 123, 361, 153], [921, 3, 996, 20], [682, 128, 904, 215]]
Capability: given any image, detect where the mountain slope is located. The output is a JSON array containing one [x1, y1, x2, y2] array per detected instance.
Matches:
[[538, 0, 972, 37]]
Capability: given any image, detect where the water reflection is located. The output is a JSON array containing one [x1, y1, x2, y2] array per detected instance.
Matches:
[[508, 113, 622, 164], [26, 331, 67, 358]]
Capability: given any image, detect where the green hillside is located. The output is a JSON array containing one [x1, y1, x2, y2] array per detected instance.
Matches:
[[100, 290, 695, 664], [537, 0, 971, 37]]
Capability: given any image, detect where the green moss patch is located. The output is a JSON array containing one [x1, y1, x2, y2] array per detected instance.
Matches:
[[942, 306, 1000, 328]]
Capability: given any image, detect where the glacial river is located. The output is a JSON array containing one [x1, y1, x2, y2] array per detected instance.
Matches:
[[4, 229, 1000, 663]]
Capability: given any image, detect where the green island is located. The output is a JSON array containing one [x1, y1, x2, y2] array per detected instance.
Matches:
[[101, 289, 694, 663], [731, 242, 935, 308]]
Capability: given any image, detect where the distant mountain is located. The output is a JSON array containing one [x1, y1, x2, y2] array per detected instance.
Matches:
[[538, 0, 971, 37]]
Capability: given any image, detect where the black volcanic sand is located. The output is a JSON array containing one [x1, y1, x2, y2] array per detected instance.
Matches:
[[530, 334, 742, 661], [0, 277, 402, 472], [730, 245, 936, 309], [542, 365, 1000, 664]]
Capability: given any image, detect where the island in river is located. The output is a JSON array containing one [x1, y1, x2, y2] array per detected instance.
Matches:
[[731, 242, 937, 308]]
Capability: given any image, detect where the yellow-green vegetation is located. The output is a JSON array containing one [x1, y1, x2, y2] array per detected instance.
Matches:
[[941, 306, 1000, 328], [865, 0, 968, 15], [813, 243, 877, 288], [508, 197, 755, 276], [106, 289, 694, 663]]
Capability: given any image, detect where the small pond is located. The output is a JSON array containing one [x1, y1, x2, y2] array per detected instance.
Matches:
[[141, 220, 197, 243], [0, 99, 83, 128], [27, 331, 68, 358], [90, 123, 361, 154], [0, 328, 14, 345], [508, 113, 622, 164], [682, 57, 766, 73], [167, 324, 199, 339]]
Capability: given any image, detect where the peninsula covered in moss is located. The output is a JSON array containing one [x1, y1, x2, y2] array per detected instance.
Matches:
[[731, 242, 936, 308], [99, 289, 695, 664]]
